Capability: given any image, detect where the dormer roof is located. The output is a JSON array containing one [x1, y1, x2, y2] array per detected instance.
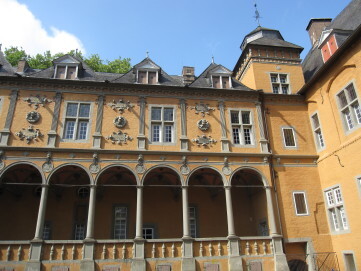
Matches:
[[53, 54, 82, 66], [133, 57, 161, 70], [0, 50, 15, 77]]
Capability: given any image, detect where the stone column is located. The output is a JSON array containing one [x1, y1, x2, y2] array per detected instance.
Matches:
[[135, 186, 144, 239], [137, 97, 147, 150], [255, 101, 269, 153], [182, 186, 190, 238], [224, 186, 236, 237], [0, 89, 18, 146], [265, 186, 278, 235], [85, 185, 97, 239], [47, 92, 62, 147], [218, 101, 229, 152], [179, 99, 189, 151], [92, 95, 104, 148], [34, 185, 49, 240]]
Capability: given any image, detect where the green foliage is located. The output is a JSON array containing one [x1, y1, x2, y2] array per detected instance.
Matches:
[[4, 47, 131, 74]]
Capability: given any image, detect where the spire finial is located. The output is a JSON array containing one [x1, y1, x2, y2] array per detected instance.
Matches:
[[212, 56, 214, 64], [254, 1, 261, 26], [146, 51, 149, 58]]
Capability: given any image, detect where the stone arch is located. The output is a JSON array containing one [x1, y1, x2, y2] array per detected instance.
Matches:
[[141, 165, 183, 186], [326, 64, 356, 93], [0, 161, 45, 184], [186, 165, 226, 186], [95, 164, 139, 185], [229, 166, 270, 187], [47, 163, 93, 185]]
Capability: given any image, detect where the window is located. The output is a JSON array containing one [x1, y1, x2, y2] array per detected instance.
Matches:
[[270, 73, 289, 94], [150, 107, 174, 143], [311, 113, 325, 150], [114, 206, 127, 239], [292, 192, 309, 215], [43, 222, 51, 240], [137, 70, 158, 84], [74, 204, 87, 240], [63, 102, 91, 140], [324, 186, 348, 232], [230, 110, 253, 145], [337, 83, 361, 131], [77, 187, 90, 199], [344, 253, 357, 271], [143, 228, 154, 239], [282, 127, 296, 148], [74, 223, 86, 240], [55, 65, 78, 79], [212, 76, 231, 89], [189, 207, 197, 238]]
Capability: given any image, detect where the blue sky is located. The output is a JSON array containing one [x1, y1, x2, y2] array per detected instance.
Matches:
[[1, 0, 349, 75]]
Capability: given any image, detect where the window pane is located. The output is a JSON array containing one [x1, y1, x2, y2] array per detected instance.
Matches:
[[231, 112, 239, 124], [312, 114, 320, 128], [74, 224, 85, 240], [281, 85, 289, 94], [221, 77, 229, 88], [317, 131, 325, 148], [148, 71, 156, 84], [66, 103, 78, 117], [56, 66, 66, 79], [212, 76, 220, 88], [279, 74, 287, 83], [114, 207, 127, 239], [138, 71, 147, 84], [346, 83, 357, 101], [163, 108, 174, 121], [232, 128, 240, 144], [352, 102, 361, 124], [164, 125, 173, 142], [241, 111, 250, 124], [343, 108, 354, 129], [339, 207, 348, 229], [270, 74, 278, 83], [338, 91, 348, 108], [294, 193, 307, 215], [66, 66, 77, 79], [330, 209, 339, 231], [326, 191, 334, 206], [334, 188, 343, 203], [64, 121, 75, 139], [272, 84, 280, 94], [151, 108, 162, 121], [152, 125, 160, 142], [243, 128, 252, 145], [283, 128, 296, 147], [43, 223, 51, 240], [77, 121, 88, 140], [79, 104, 90, 117]]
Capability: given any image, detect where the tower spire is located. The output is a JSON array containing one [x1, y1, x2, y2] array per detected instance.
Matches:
[[254, 1, 261, 26]]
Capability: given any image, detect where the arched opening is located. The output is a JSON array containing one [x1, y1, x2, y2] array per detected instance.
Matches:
[[94, 165, 137, 239], [0, 163, 42, 240], [188, 167, 227, 238], [231, 168, 268, 237], [143, 166, 182, 239], [46, 165, 91, 240], [288, 259, 308, 271]]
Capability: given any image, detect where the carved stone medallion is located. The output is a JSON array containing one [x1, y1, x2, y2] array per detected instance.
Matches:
[[23, 94, 52, 109], [180, 165, 190, 175], [191, 103, 215, 117], [89, 164, 100, 174], [136, 154, 146, 174], [106, 131, 132, 144], [197, 119, 210, 131], [26, 111, 41, 123], [222, 166, 232, 176], [192, 135, 217, 147], [107, 99, 134, 113], [15, 126, 43, 144], [113, 116, 127, 128], [42, 162, 53, 173]]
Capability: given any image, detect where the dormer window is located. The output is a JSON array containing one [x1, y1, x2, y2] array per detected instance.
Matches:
[[212, 75, 232, 89], [137, 70, 158, 84], [55, 65, 78, 80]]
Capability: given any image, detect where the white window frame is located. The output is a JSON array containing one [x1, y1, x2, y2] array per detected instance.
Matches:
[[343, 251, 358, 271], [310, 112, 326, 151], [281, 127, 297, 149], [292, 191, 309, 216], [336, 81, 361, 133], [211, 74, 232, 89], [229, 109, 255, 147], [189, 206, 197, 238], [142, 227, 155, 239], [324, 185, 349, 234], [54, 64, 79, 80], [269, 73, 290, 94], [136, 69, 159, 84], [61, 101, 92, 142], [149, 105, 176, 145], [113, 206, 128, 239]]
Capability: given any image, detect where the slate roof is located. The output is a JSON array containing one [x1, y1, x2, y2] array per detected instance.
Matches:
[[302, 0, 361, 82], [0, 51, 15, 77], [248, 37, 303, 49]]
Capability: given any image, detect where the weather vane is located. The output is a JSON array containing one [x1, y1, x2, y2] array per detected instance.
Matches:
[[254, 1, 261, 26]]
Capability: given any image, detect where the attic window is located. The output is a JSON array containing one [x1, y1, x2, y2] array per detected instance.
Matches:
[[212, 75, 232, 89], [55, 65, 78, 80], [137, 70, 158, 84]]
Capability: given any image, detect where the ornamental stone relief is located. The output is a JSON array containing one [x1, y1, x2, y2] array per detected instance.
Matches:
[[180, 155, 190, 175], [113, 116, 127, 128], [197, 119, 210, 131], [107, 99, 134, 113], [190, 103, 215, 117], [23, 94, 52, 110], [136, 154, 146, 174], [42, 152, 54, 173], [106, 131, 132, 144], [26, 111, 41, 124], [15, 125, 43, 144], [89, 153, 100, 174], [192, 135, 217, 147]]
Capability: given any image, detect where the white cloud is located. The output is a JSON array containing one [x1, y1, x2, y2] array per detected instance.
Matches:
[[0, 0, 86, 55]]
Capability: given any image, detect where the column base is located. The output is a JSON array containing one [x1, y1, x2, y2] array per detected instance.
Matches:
[[181, 257, 196, 271], [227, 236, 240, 256], [228, 256, 244, 271]]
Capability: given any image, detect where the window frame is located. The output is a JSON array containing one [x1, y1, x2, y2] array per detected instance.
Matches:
[[112, 205, 128, 239], [228, 108, 256, 147], [356, 175, 361, 199], [189, 205, 198, 238], [61, 101, 93, 143], [269, 72, 291, 94], [43, 221, 52, 240], [142, 227, 155, 239], [281, 126, 298, 149], [310, 112, 326, 151], [148, 105, 176, 145], [211, 74, 232, 89], [324, 185, 350, 234], [136, 69, 159, 84], [54, 64, 79, 80], [292, 191, 309, 216], [336, 81, 361, 134]]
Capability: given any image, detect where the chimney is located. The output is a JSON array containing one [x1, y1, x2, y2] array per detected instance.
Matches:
[[17, 58, 29, 73], [306, 18, 332, 47], [182, 66, 195, 85]]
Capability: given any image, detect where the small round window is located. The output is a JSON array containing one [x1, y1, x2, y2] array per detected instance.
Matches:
[[77, 187, 90, 199]]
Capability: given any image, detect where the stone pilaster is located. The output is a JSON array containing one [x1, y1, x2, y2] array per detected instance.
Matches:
[[47, 92, 62, 147], [218, 101, 230, 152], [0, 89, 18, 146], [137, 97, 147, 150], [92, 95, 104, 148]]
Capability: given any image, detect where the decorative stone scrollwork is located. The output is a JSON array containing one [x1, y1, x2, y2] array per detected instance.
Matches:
[[136, 154, 146, 174], [190, 103, 215, 117], [23, 94, 52, 110], [42, 152, 53, 173], [180, 155, 190, 175], [15, 126, 43, 144], [113, 116, 127, 128], [107, 99, 134, 113], [89, 153, 100, 174], [106, 131, 132, 144], [197, 119, 210, 131], [192, 135, 217, 147], [222, 157, 232, 176], [0, 150, 5, 171], [26, 111, 41, 123]]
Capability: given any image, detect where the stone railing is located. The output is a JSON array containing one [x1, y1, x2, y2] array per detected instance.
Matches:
[[94, 240, 134, 260], [239, 237, 273, 256], [145, 239, 182, 259], [0, 241, 31, 262], [193, 238, 229, 257], [42, 241, 83, 261]]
